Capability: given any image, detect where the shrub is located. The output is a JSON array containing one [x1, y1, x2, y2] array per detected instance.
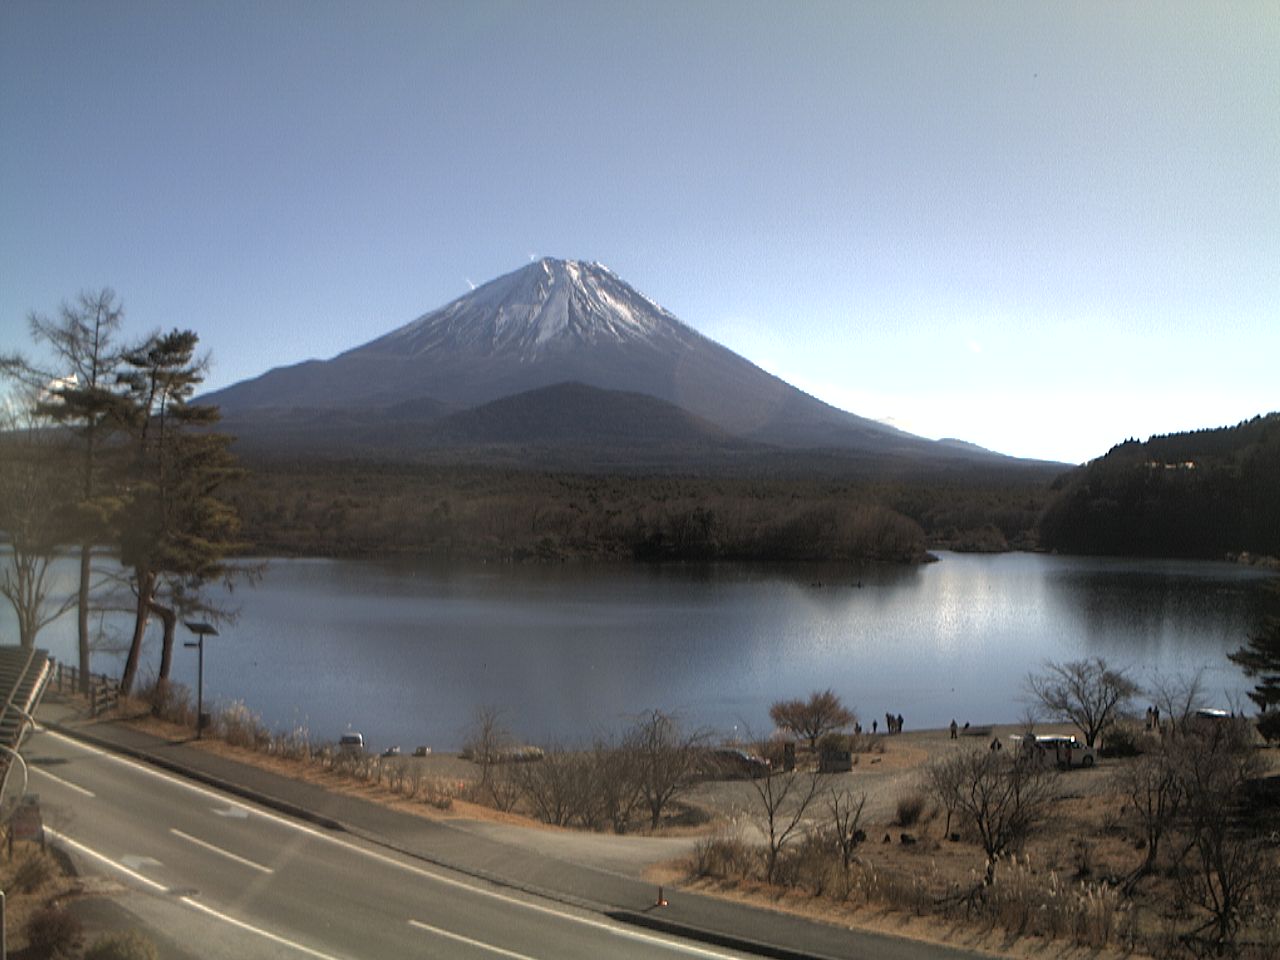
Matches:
[[268, 723, 314, 762], [217, 700, 269, 749], [420, 779, 456, 811], [1099, 723, 1142, 758], [14, 851, 54, 892], [777, 829, 839, 896], [25, 904, 82, 958], [689, 835, 756, 881], [138, 677, 195, 726], [895, 791, 926, 827], [84, 932, 160, 960]]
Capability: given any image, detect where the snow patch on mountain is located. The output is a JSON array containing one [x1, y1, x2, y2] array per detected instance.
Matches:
[[369, 258, 694, 362]]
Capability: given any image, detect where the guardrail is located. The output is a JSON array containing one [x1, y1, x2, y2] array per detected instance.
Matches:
[[52, 662, 121, 717]]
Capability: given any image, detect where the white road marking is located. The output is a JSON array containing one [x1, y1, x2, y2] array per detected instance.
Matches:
[[49, 829, 168, 894], [214, 805, 250, 818], [45, 729, 744, 958], [44, 730, 273, 810], [45, 827, 343, 960], [409, 919, 541, 959], [171, 828, 274, 874], [180, 895, 346, 960], [121, 855, 163, 872], [32, 765, 95, 797]]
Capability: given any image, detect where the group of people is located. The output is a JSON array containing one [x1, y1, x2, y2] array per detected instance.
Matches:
[[878, 712, 905, 734], [1144, 704, 1162, 730]]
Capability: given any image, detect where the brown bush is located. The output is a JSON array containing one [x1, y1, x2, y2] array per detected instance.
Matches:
[[84, 932, 161, 960], [25, 904, 81, 958], [689, 835, 757, 881], [13, 850, 55, 893], [895, 791, 926, 827]]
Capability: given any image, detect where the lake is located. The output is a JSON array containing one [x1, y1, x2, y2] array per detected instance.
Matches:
[[11, 551, 1276, 752]]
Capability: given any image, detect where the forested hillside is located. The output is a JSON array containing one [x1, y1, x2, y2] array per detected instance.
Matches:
[[225, 459, 1059, 564], [1038, 414, 1280, 558]]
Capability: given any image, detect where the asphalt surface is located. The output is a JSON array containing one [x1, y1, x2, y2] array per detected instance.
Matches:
[[33, 696, 992, 960]]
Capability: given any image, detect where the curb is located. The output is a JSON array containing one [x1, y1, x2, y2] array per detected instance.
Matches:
[[44, 720, 347, 832], [608, 910, 838, 960]]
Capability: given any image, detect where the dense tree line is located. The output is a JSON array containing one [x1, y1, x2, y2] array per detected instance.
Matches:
[[222, 457, 1062, 564], [1038, 414, 1280, 559], [1, 291, 245, 694]]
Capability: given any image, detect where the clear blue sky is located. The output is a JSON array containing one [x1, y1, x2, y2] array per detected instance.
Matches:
[[2, 1, 1276, 463]]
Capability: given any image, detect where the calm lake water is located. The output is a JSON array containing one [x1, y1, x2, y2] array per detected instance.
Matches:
[[12, 552, 1276, 752]]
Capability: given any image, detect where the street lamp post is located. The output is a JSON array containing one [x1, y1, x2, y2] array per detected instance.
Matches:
[[183, 621, 219, 739]]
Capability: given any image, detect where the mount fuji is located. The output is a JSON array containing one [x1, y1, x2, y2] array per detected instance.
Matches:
[[204, 258, 1017, 466]]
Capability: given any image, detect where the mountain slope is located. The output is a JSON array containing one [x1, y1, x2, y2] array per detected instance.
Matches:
[[204, 258, 968, 456], [204, 258, 1068, 471]]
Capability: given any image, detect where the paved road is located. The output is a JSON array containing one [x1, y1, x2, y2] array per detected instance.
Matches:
[[29, 728, 757, 960]]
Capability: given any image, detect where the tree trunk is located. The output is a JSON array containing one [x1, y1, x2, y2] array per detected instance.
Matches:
[[153, 600, 177, 681], [120, 569, 155, 696], [77, 543, 92, 693]]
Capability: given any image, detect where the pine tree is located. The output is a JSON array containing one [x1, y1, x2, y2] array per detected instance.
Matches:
[[1228, 581, 1280, 717], [116, 330, 245, 695]]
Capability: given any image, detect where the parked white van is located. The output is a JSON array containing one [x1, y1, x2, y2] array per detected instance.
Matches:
[[1009, 734, 1097, 769]]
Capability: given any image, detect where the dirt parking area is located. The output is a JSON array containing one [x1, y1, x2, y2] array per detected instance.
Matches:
[[685, 722, 1106, 827]]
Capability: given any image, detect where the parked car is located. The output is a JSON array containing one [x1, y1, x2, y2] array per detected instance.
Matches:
[[338, 732, 364, 755]]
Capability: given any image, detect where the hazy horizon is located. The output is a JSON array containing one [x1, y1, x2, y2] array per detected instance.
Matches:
[[3, 2, 1276, 464]]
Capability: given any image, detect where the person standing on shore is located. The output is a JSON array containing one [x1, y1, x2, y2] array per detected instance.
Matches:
[[950, 719, 958, 739]]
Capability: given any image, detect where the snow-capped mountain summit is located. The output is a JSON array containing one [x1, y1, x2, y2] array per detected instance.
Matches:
[[204, 258, 1002, 461], [371, 259, 684, 360]]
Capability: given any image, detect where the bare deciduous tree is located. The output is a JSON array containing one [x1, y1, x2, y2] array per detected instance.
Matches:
[[590, 736, 643, 834], [743, 741, 823, 883], [1026, 658, 1139, 747], [1147, 667, 1209, 734], [1117, 748, 1183, 891], [827, 788, 867, 876], [1170, 726, 1270, 952], [625, 709, 706, 830], [0, 392, 76, 647], [927, 748, 1056, 884], [514, 743, 585, 827], [463, 706, 511, 786]]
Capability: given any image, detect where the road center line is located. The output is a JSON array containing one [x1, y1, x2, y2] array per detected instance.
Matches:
[[170, 828, 274, 874], [44, 827, 340, 960], [32, 765, 96, 797], [409, 919, 541, 960]]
